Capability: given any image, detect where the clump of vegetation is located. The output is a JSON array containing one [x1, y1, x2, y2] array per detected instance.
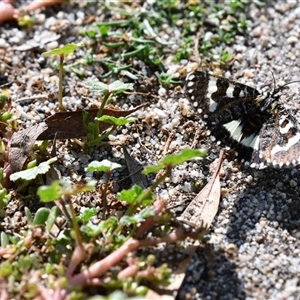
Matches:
[[1, 149, 207, 298]]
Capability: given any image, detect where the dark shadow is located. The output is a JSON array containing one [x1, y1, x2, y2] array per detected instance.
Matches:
[[226, 167, 300, 245], [177, 243, 246, 300]]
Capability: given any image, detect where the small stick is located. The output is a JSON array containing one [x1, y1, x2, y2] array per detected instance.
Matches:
[[15, 95, 48, 103]]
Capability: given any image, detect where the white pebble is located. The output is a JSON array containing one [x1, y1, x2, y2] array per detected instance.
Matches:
[[57, 11, 65, 19], [76, 11, 85, 20], [45, 41, 59, 51], [287, 36, 298, 44], [0, 38, 8, 48], [44, 17, 57, 29]]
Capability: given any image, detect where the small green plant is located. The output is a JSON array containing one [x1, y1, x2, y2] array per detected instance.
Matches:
[[0, 92, 16, 210], [155, 72, 182, 86], [42, 43, 84, 111], [84, 80, 135, 147], [0, 92, 12, 123], [0, 176, 10, 217]]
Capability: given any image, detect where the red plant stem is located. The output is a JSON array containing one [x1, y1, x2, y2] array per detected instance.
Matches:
[[135, 198, 166, 238], [117, 264, 139, 279], [69, 238, 140, 285], [68, 227, 189, 286], [0, 288, 8, 300], [66, 244, 87, 279]]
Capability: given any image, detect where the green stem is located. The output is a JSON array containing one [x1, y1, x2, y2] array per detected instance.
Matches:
[[94, 91, 110, 138], [102, 171, 111, 218], [88, 125, 117, 148], [58, 54, 64, 111], [65, 195, 82, 244]]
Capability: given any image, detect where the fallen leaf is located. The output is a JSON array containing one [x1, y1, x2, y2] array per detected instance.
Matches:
[[180, 150, 223, 228], [37, 104, 148, 140], [9, 123, 48, 172], [122, 145, 148, 189]]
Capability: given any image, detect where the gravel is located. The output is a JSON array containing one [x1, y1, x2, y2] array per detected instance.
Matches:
[[1, 1, 300, 299]]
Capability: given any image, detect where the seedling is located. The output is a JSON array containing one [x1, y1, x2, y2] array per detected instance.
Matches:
[[42, 43, 84, 111], [84, 80, 134, 147]]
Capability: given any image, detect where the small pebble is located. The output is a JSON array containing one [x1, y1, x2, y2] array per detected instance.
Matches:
[[287, 36, 298, 44]]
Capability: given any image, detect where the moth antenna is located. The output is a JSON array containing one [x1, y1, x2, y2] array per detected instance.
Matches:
[[270, 69, 276, 94], [279, 80, 300, 90]]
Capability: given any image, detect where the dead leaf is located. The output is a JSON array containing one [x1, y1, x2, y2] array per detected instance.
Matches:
[[145, 153, 224, 300], [180, 150, 223, 228], [9, 123, 48, 172], [37, 104, 148, 140], [122, 145, 148, 188]]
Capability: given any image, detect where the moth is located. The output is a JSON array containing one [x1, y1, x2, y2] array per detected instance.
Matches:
[[185, 71, 300, 169]]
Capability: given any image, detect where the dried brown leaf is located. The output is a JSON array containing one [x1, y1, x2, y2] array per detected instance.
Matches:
[[180, 151, 223, 228], [9, 123, 48, 172], [37, 104, 148, 140], [122, 145, 148, 189]]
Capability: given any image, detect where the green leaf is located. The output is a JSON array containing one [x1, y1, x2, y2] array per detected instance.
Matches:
[[33, 207, 50, 225], [85, 80, 133, 94], [99, 216, 118, 230], [85, 81, 108, 92], [117, 185, 152, 205], [37, 180, 63, 202], [37, 179, 96, 202], [118, 184, 143, 203], [76, 208, 97, 224], [24, 207, 33, 224], [1, 232, 9, 247], [26, 159, 37, 169], [119, 207, 154, 225], [143, 148, 207, 174], [81, 223, 103, 237], [98, 25, 108, 36], [107, 80, 133, 92], [0, 261, 13, 277], [46, 206, 59, 231], [81, 216, 118, 237], [85, 159, 122, 173], [18, 255, 33, 272], [10, 157, 57, 182], [41, 43, 84, 57], [95, 116, 136, 126]]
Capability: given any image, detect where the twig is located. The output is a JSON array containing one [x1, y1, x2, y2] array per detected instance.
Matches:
[[15, 95, 48, 103]]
